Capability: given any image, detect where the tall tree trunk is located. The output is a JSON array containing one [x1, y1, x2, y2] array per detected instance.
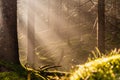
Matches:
[[0, 0, 20, 71], [97, 0, 105, 53]]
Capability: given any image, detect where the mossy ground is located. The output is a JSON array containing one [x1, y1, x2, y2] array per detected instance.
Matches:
[[0, 72, 26, 80], [70, 49, 120, 80], [1, 49, 120, 80]]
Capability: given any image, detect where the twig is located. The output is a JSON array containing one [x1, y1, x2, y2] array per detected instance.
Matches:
[[92, 16, 98, 33], [40, 65, 61, 71], [40, 71, 71, 77]]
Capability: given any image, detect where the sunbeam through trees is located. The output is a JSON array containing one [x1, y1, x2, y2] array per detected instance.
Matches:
[[18, 0, 98, 71], [0, 0, 120, 79], [17, 0, 120, 71]]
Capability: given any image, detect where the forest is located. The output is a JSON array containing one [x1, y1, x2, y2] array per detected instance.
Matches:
[[0, 0, 120, 80]]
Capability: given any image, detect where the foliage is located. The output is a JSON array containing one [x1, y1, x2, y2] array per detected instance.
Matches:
[[1, 49, 120, 80], [0, 61, 27, 76], [0, 61, 69, 80], [0, 72, 26, 80], [69, 49, 120, 80], [25, 65, 70, 80]]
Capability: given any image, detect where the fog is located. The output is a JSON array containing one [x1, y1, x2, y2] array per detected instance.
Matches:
[[18, 0, 97, 71]]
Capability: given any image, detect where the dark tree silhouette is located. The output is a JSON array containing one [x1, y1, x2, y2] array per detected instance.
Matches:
[[0, 0, 20, 71], [97, 0, 105, 53]]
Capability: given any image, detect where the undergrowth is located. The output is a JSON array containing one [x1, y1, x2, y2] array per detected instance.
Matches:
[[70, 49, 120, 80], [0, 61, 69, 80], [0, 72, 26, 80], [0, 48, 120, 80]]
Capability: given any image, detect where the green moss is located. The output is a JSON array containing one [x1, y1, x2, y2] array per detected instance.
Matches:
[[0, 72, 26, 80], [1, 49, 120, 80], [0, 61, 68, 80], [70, 50, 120, 80]]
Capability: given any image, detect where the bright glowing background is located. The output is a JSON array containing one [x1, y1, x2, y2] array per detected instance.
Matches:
[[17, 0, 96, 71]]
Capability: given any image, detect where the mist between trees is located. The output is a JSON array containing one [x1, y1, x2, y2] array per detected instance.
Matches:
[[0, 0, 119, 72]]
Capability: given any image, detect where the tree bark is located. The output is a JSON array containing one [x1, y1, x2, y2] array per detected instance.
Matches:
[[0, 0, 20, 71], [97, 0, 105, 53]]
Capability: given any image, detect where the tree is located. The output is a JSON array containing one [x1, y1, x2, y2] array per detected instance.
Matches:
[[97, 0, 105, 53], [105, 0, 120, 50], [0, 0, 20, 71]]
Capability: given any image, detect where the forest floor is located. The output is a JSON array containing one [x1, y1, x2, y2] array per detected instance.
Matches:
[[0, 72, 26, 80], [0, 49, 120, 80]]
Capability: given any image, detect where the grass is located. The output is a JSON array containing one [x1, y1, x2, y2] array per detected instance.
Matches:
[[0, 61, 69, 80], [0, 72, 26, 80], [1, 49, 120, 80], [69, 49, 120, 80]]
